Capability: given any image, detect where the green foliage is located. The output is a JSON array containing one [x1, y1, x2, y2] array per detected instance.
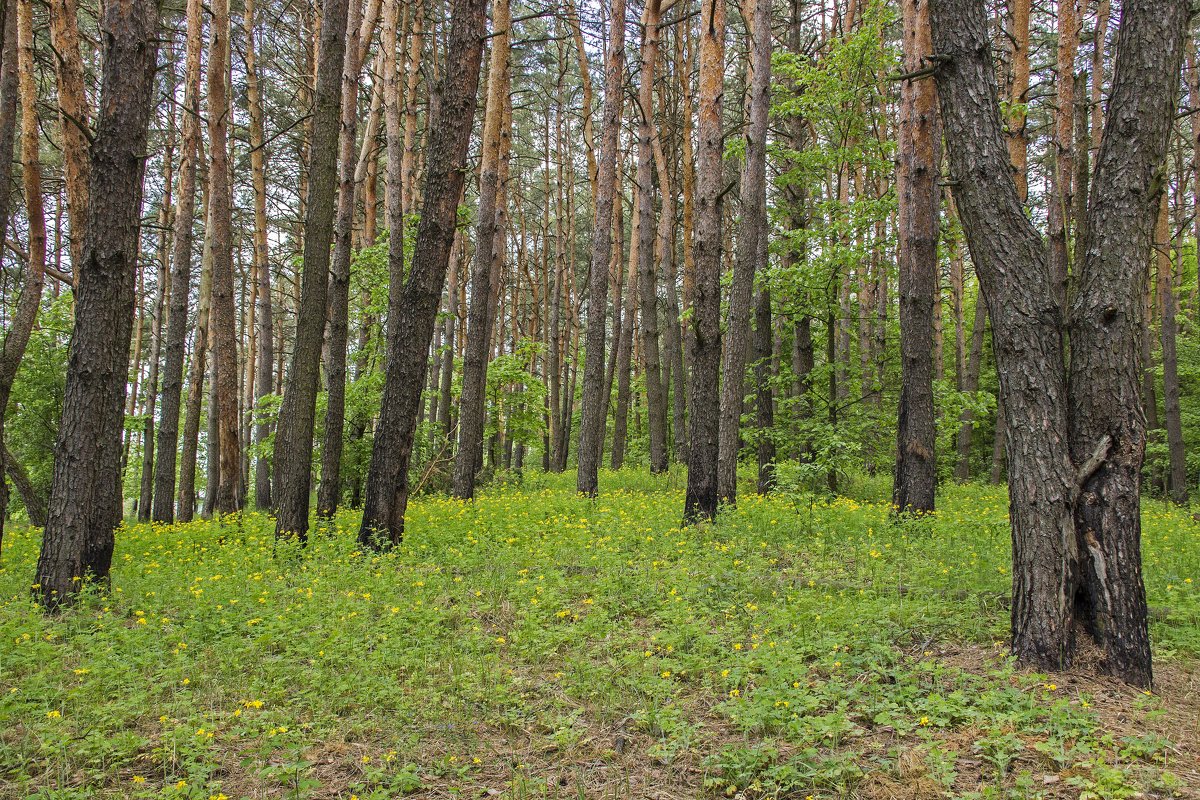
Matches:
[[2, 475, 1196, 797]]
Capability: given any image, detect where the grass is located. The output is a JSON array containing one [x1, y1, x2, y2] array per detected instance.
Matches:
[[1, 470, 1199, 799]]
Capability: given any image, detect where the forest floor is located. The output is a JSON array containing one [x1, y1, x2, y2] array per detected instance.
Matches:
[[1, 471, 1199, 800]]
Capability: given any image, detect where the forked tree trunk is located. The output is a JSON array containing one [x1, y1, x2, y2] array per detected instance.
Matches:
[[683, 0, 725, 524], [35, 0, 160, 608], [893, 0, 940, 514], [273, 0, 350, 540], [931, 0, 1187, 686], [358, 0, 487, 548], [576, 0, 626, 497]]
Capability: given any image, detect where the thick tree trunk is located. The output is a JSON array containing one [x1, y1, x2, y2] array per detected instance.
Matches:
[[893, 0, 941, 514], [317, 0, 367, 520], [273, 0, 350, 540], [454, 0, 512, 500], [683, 0, 725, 523], [358, 0, 486, 547], [635, 0, 668, 474], [717, 0, 771, 506], [35, 0, 159, 608], [576, 0, 625, 497]]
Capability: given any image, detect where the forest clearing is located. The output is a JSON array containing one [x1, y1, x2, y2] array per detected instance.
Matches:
[[3, 0, 1200, 795], [3, 473, 1200, 798]]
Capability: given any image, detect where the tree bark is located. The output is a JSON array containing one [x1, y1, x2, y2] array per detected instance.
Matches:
[[317, 0, 368, 520], [273, 0, 351, 539], [454, 0, 512, 499], [576, 0, 626, 497], [177, 197, 212, 524], [358, 0, 486, 547], [48, 0, 90, 275], [635, 0, 668, 474], [1156, 194, 1187, 504], [717, 0, 771, 506], [36, 0, 160, 608], [893, 0, 941, 514], [683, 0, 725, 523]]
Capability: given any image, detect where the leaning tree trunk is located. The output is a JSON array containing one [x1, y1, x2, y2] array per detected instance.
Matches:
[[35, 0, 160, 608], [151, 0, 202, 522], [575, 0, 626, 497], [316, 0, 367, 520], [717, 0, 771, 506], [893, 0, 941, 514], [683, 0, 725, 524], [357, 0, 487, 548], [272, 0, 350, 540], [453, 0, 512, 500]]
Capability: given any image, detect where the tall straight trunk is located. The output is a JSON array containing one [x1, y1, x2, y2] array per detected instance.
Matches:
[[635, 0, 668, 473], [954, 286, 987, 479], [717, 0, 771, 506], [358, 0, 486, 547], [245, 0, 274, 510], [36, 0, 159, 607], [576, 0, 626, 497], [453, 0, 512, 499], [400, 0, 424, 220], [1047, 0, 1080, 308], [753, 245, 775, 494], [548, 58, 567, 471], [316, 0, 367, 520], [48, 0, 90, 274], [204, 351, 219, 517], [684, 0, 726, 523], [178, 203, 213, 523], [207, 0, 242, 514], [137, 199, 171, 521], [1, 0, 46, 555], [1006, 0, 1031, 204], [655, 133, 686, 466], [932, 0, 1187, 686], [273, 0, 351, 539], [439, 233, 462, 438], [611, 192, 637, 470], [893, 0, 940, 514], [1156, 195, 1187, 503]]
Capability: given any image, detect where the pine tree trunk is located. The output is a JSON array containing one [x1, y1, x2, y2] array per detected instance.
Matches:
[[177, 205, 213, 524], [358, 0, 487, 547], [1157, 194, 1187, 504], [717, 0, 770, 506], [47, 0, 90, 274], [454, 0, 512, 499], [684, 0, 725, 523], [273, 0, 350, 539], [576, 0, 626, 497], [893, 0, 940, 514], [36, 0, 159, 607], [611, 195, 637, 470]]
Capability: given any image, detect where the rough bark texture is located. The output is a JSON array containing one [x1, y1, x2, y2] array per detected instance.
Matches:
[[717, 0, 771, 506], [683, 0, 725, 524], [753, 252, 775, 494], [1157, 197, 1187, 505], [272, 0, 350, 539], [357, 0, 486, 547], [453, 0, 512, 500], [206, 0, 242, 515], [576, 0, 625, 497], [892, 0, 940, 514], [931, 0, 1186, 686], [151, 0, 202, 522], [1067, 0, 1188, 686], [635, 0, 668, 474], [245, 0, 275, 510], [316, 0, 366, 519], [35, 0, 160, 608]]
